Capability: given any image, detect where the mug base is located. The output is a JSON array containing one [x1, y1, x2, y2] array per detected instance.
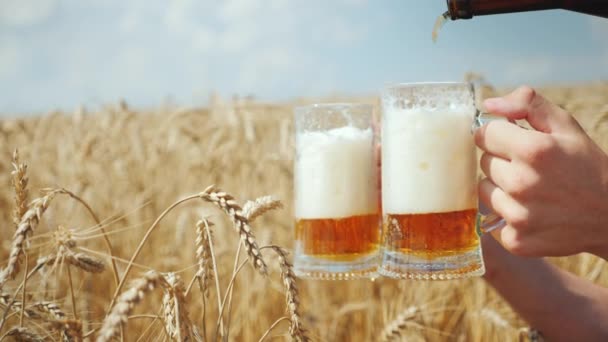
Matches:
[[294, 252, 379, 280], [378, 248, 485, 280]]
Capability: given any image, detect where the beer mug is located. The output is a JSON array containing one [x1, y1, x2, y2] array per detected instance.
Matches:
[[293, 103, 381, 279], [379, 82, 502, 280]]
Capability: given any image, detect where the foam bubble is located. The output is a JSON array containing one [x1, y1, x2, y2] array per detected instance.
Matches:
[[295, 126, 378, 219], [382, 108, 477, 214], [382, 83, 475, 113]]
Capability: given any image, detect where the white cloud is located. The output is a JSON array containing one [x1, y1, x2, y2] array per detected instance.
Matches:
[[218, 0, 262, 23], [237, 46, 293, 91], [191, 27, 216, 52], [159, 0, 366, 97], [0, 0, 373, 112], [0, 0, 57, 27]]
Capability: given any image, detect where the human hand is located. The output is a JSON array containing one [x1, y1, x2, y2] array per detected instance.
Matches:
[[475, 86, 608, 259]]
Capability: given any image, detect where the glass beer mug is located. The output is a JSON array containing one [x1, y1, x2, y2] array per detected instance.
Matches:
[[379, 82, 502, 280], [293, 103, 381, 279]]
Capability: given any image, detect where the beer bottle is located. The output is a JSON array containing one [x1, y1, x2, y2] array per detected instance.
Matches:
[[445, 0, 608, 20]]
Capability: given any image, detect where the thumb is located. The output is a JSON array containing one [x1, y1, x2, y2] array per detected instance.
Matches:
[[482, 86, 575, 134]]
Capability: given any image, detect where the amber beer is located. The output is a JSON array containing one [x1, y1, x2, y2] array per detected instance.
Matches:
[[383, 209, 478, 258], [294, 104, 380, 279], [295, 214, 380, 259], [380, 83, 484, 280]]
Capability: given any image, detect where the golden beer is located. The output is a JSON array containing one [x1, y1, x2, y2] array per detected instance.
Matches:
[[380, 83, 485, 279], [295, 213, 380, 260], [294, 103, 379, 279], [383, 209, 478, 259]]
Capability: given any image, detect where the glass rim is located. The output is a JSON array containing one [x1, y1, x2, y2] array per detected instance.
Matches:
[[294, 102, 374, 112], [382, 81, 472, 91]]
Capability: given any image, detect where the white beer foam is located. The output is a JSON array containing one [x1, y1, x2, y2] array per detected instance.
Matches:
[[382, 109, 477, 214], [295, 126, 378, 219]]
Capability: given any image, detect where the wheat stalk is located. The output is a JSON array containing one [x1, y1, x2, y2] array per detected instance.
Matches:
[[11, 149, 29, 228], [480, 308, 511, 329], [97, 271, 166, 342], [199, 186, 267, 275], [380, 306, 419, 341], [269, 246, 309, 342], [0, 190, 59, 291], [242, 196, 283, 223], [162, 273, 198, 341], [48, 188, 120, 287]]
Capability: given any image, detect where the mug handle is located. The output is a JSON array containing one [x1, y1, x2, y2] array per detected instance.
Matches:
[[471, 109, 507, 233]]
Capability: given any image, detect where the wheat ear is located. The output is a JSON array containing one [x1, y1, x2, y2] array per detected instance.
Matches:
[[269, 246, 309, 342], [195, 219, 214, 297], [3, 326, 44, 341], [162, 273, 198, 341], [199, 186, 267, 275], [242, 196, 283, 223], [30, 301, 66, 320], [0, 293, 39, 319], [97, 271, 166, 342], [11, 149, 29, 228], [48, 319, 83, 342], [0, 190, 59, 290], [380, 306, 419, 341], [38, 249, 106, 274]]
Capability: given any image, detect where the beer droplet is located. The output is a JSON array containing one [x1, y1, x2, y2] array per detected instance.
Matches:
[[432, 11, 449, 43]]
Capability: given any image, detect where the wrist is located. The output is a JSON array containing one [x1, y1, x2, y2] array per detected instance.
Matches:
[[481, 234, 509, 283], [588, 161, 608, 260]]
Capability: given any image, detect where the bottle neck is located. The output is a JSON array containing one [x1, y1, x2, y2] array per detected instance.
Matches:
[[447, 0, 608, 19]]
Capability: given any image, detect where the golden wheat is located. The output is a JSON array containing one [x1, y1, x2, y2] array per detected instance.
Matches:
[[3, 326, 44, 341], [47, 318, 83, 342], [162, 272, 198, 341], [242, 196, 284, 223], [11, 149, 28, 228], [97, 270, 166, 342], [39, 250, 106, 274], [380, 306, 419, 341], [0, 190, 59, 290], [269, 245, 309, 342], [0, 82, 606, 341], [199, 186, 268, 275], [195, 219, 214, 298]]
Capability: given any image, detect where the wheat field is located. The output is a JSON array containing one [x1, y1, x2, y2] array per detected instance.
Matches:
[[0, 80, 607, 341]]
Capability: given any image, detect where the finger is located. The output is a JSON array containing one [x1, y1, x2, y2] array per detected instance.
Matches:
[[474, 119, 533, 159], [479, 152, 512, 189], [489, 224, 503, 244], [498, 225, 523, 255], [498, 225, 549, 257], [481, 223, 522, 255], [483, 86, 574, 134], [478, 177, 519, 220]]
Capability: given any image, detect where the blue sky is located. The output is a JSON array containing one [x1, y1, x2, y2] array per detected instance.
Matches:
[[1, 0, 607, 114]]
